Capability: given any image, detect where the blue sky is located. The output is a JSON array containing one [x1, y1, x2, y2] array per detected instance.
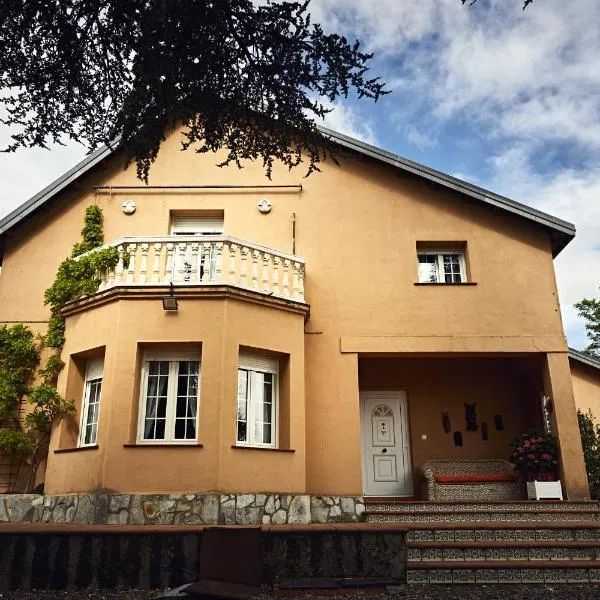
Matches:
[[1, 0, 599, 348]]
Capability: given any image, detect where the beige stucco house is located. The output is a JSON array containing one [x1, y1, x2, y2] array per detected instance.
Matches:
[[1, 127, 598, 517]]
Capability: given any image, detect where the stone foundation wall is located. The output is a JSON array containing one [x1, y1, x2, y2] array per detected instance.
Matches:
[[0, 493, 365, 525]]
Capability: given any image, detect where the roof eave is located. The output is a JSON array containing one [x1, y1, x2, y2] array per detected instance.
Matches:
[[0, 143, 114, 238], [569, 347, 600, 372]]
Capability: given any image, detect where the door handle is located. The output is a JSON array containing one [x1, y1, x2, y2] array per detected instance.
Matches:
[[382, 448, 388, 454]]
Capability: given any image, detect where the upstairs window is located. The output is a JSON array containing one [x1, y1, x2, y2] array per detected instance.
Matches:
[[417, 249, 467, 284], [138, 350, 201, 443], [79, 357, 104, 447], [236, 350, 279, 448]]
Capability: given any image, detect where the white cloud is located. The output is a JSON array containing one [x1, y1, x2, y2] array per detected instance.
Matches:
[[320, 99, 378, 145]]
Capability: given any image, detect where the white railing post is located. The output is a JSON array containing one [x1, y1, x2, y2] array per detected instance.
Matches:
[[214, 242, 224, 282], [191, 242, 200, 282], [201, 243, 211, 283], [126, 243, 137, 283], [282, 259, 291, 298], [262, 252, 271, 293], [139, 243, 149, 283], [251, 250, 260, 290], [292, 262, 301, 300], [152, 243, 162, 283], [272, 256, 280, 296], [240, 246, 249, 287], [298, 264, 305, 301], [164, 243, 174, 283], [115, 244, 125, 284], [176, 242, 187, 283], [228, 243, 238, 284]]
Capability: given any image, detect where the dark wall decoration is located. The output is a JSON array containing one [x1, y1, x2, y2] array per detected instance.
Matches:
[[465, 403, 478, 431], [442, 412, 451, 433], [481, 423, 488, 441], [453, 431, 463, 447], [494, 415, 504, 431]]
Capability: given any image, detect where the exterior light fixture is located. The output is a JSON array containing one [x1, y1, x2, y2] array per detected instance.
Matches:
[[162, 283, 178, 312]]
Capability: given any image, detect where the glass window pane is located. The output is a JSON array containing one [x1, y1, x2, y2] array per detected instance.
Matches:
[[186, 418, 196, 440], [237, 420, 247, 442], [263, 424, 272, 444], [417, 254, 438, 283], [175, 419, 185, 439]]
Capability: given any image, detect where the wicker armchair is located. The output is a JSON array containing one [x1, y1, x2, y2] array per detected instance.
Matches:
[[422, 458, 524, 502]]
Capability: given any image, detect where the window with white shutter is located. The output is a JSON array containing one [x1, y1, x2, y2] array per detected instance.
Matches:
[[236, 350, 279, 448], [79, 357, 104, 447]]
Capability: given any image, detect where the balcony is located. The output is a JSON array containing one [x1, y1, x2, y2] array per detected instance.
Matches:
[[73, 235, 306, 305]]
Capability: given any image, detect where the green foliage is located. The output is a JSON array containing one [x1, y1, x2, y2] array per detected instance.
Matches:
[[575, 296, 600, 358], [26, 384, 75, 432], [71, 205, 105, 257], [45, 315, 66, 349], [509, 429, 559, 481], [0, 429, 36, 456], [0, 324, 41, 421], [578, 409, 600, 498], [44, 206, 118, 349], [0, 1, 387, 182], [38, 355, 65, 385]]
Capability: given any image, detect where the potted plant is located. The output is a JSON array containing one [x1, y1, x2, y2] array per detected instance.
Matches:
[[509, 429, 563, 500]]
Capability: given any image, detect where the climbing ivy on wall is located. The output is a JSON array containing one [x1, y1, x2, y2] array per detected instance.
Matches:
[[44, 205, 119, 347], [0, 205, 116, 491]]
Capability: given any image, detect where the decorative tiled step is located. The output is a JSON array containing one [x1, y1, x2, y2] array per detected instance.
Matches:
[[408, 541, 600, 562], [367, 510, 600, 522], [407, 524, 600, 542], [365, 500, 600, 512], [406, 561, 600, 584]]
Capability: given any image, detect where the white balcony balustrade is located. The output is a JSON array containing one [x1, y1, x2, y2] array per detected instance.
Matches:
[[75, 235, 305, 303]]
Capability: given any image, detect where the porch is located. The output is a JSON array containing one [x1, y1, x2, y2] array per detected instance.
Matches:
[[357, 355, 576, 502]]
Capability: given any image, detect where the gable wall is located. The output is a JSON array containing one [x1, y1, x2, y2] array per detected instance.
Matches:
[[0, 129, 565, 339]]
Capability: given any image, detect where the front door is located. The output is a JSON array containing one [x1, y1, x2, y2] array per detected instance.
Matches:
[[360, 390, 413, 497]]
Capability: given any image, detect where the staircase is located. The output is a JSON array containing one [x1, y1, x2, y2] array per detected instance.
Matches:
[[365, 499, 600, 584]]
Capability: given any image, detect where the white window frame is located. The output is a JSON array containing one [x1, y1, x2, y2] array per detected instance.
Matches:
[[416, 248, 467, 284], [170, 215, 224, 282], [78, 357, 104, 448], [137, 349, 201, 444], [236, 351, 279, 449]]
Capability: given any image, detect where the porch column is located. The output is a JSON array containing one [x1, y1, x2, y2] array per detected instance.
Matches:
[[544, 352, 590, 500]]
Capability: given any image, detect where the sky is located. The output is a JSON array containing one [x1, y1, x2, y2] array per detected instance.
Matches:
[[0, 0, 599, 349]]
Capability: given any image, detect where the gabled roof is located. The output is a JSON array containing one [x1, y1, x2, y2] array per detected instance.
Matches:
[[0, 127, 576, 255], [569, 347, 600, 372]]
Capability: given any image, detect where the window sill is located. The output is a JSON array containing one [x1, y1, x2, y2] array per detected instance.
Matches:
[[54, 445, 99, 454], [123, 443, 204, 448], [414, 282, 478, 286], [231, 445, 295, 453]]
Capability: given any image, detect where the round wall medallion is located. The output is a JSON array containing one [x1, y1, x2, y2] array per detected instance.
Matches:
[[121, 199, 136, 215], [257, 198, 272, 214]]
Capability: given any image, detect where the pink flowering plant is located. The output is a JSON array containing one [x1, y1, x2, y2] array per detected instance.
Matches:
[[509, 429, 559, 482]]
